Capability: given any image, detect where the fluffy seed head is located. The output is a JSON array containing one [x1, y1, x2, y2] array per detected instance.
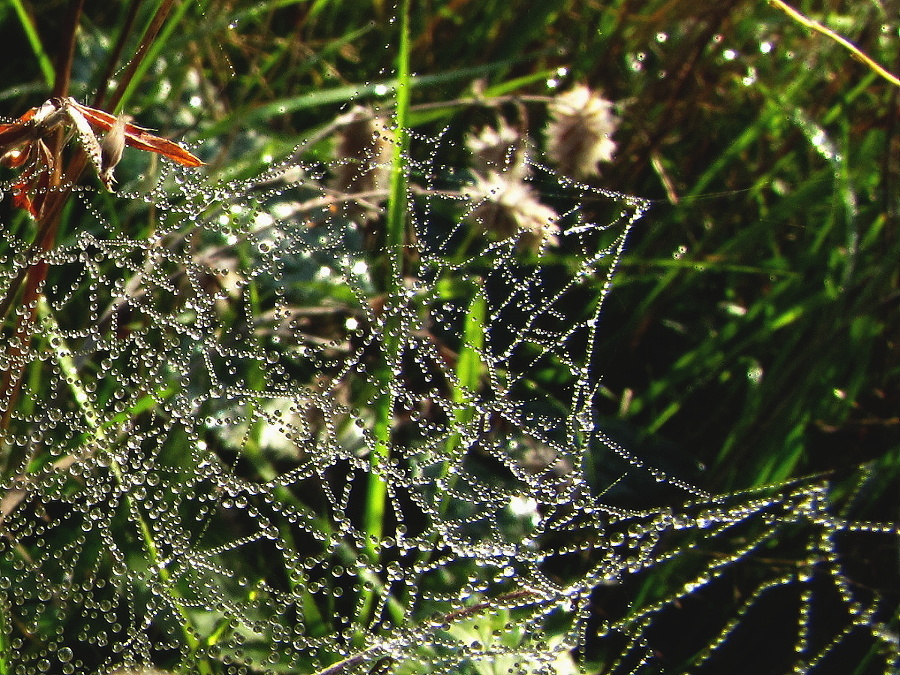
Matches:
[[545, 85, 619, 179], [466, 119, 528, 179], [465, 171, 559, 252]]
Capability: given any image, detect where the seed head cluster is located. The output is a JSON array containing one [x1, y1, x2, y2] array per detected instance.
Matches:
[[545, 84, 619, 179]]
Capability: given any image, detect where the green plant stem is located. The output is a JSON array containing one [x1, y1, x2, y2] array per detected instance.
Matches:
[[363, 0, 411, 630], [453, 289, 486, 425], [439, 281, 485, 493], [0, 594, 8, 675]]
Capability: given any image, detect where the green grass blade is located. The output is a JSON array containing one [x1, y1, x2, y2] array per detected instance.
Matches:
[[362, 0, 411, 629], [7, 0, 54, 87]]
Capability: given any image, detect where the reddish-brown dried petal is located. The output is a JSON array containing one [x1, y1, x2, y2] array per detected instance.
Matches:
[[0, 105, 40, 130], [12, 179, 37, 217], [0, 107, 41, 153], [71, 100, 204, 168], [3, 98, 203, 214], [2, 146, 31, 168]]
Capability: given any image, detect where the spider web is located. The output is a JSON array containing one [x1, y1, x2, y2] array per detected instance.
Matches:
[[0, 110, 897, 675]]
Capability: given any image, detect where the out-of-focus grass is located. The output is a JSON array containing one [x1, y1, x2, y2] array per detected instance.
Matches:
[[581, 1, 898, 496]]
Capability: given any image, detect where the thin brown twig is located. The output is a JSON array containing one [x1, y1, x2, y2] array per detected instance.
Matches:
[[0, 0, 86, 429], [105, 0, 177, 112], [51, 0, 85, 98], [92, 0, 146, 109]]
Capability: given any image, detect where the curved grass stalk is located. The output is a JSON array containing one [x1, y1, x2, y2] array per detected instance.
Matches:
[[38, 297, 215, 675]]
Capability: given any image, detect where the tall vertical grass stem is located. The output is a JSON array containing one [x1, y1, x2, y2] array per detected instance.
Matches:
[[363, 0, 412, 628]]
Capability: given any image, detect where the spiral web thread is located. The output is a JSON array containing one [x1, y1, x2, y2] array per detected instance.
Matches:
[[0, 119, 896, 675]]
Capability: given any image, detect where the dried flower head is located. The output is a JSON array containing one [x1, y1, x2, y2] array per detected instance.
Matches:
[[466, 118, 528, 179], [0, 97, 203, 217], [465, 171, 559, 252], [545, 85, 619, 179]]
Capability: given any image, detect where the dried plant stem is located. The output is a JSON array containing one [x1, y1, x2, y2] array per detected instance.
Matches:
[[0, 0, 187, 433], [0, 168, 67, 436], [92, 0, 146, 108], [52, 0, 85, 97], [107, 0, 179, 111], [768, 0, 900, 88]]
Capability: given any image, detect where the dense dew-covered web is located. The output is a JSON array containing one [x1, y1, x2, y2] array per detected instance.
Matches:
[[0, 99, 897, 675]]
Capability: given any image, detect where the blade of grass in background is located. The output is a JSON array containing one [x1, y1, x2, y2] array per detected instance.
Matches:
[[7, 0, 54, 87]]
